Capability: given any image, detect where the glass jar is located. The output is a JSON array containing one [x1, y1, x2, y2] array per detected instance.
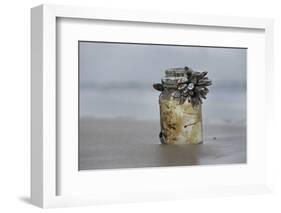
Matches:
[[159, 91, 203, 144], [153, 67, 211, 144]]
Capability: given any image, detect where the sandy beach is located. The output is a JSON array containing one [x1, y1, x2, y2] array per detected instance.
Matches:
[[79, 117, 246, 170]]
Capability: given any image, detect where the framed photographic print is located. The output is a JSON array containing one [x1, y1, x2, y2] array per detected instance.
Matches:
[[31, 4, 274, 208]]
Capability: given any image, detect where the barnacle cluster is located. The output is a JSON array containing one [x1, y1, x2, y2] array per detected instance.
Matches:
[[153, 66, 212, 107]]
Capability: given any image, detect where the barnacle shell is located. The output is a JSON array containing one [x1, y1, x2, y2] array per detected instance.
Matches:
[[153, 83, 164, 91], [177, 83, 187, 90], [172, 90, 181, 98], [187, 83, 195, 90]]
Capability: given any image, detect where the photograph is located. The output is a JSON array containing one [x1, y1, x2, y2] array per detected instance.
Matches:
[[78, 41, 247, 170], [25, 2, 277, 209]]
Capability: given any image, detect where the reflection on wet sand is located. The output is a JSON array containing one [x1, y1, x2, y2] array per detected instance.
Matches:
[[79, 118, 246, 170]]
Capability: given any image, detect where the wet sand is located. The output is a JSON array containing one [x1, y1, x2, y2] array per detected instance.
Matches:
[[79, 118, 246, 170]]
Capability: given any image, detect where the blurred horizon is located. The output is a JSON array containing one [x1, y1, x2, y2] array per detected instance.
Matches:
[[79, 41, 247, 126]]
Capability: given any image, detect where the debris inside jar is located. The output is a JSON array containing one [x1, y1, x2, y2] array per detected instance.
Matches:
[[160, 97, 203, 144]]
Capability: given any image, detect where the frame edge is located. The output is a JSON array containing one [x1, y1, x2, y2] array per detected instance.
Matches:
[[31, 5, 44, 208]]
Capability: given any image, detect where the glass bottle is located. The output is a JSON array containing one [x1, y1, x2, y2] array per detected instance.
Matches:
[[153, 67, 211, 144]]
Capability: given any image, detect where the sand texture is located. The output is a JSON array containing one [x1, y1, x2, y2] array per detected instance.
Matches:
[[79, 118, 246, 170]]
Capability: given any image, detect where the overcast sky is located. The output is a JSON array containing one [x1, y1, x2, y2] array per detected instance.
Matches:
[[79, 42, 246, 88]]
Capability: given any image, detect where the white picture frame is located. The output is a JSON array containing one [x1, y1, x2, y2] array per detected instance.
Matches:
[[31, 4, 274, 208]]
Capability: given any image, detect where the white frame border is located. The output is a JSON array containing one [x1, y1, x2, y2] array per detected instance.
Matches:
[[31, 4, 274, 208]]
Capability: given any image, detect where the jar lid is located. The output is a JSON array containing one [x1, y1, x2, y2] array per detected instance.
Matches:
[[162, 68, 188, 88], [165, 68, 186, 77]]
